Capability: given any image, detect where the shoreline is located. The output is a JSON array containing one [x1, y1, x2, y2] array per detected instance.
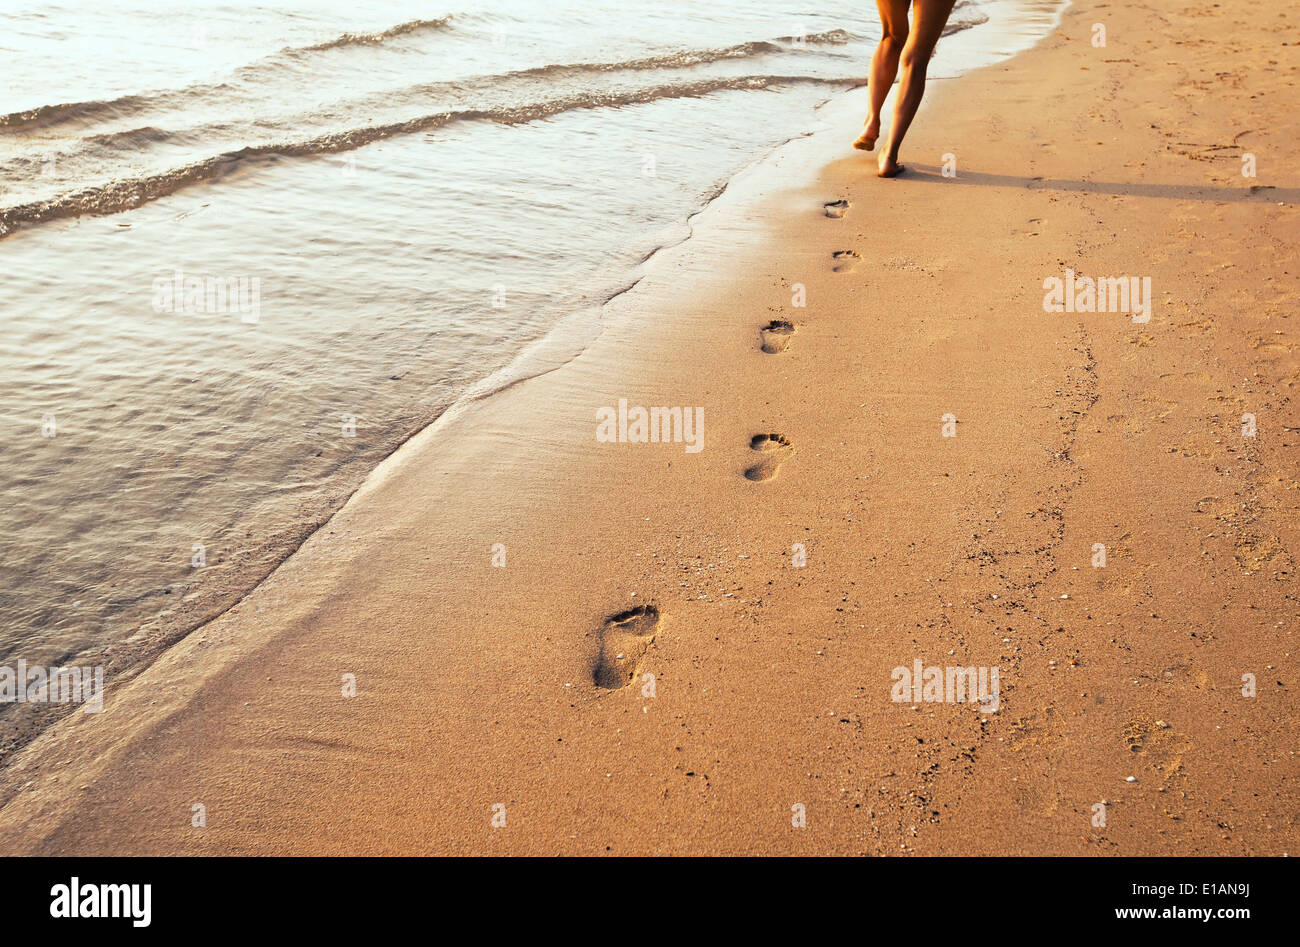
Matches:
[[0, 0, 1064, 764], [3, 0, 1297, 855]]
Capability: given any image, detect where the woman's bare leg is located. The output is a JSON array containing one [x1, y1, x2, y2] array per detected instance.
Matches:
[[878, 0, 957, 176], [854, 0, 911, 151]]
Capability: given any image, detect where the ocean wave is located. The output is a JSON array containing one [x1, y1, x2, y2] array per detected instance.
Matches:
[[499, 29, 853, 77], [0, 74, 857, 238], [0, 26, 848, 135], [1, 34, 861, 184], [0, 15, 456, 133], [292, 15, 455, 53], [0, 93, 154, 133], [945, 0, 991, 34]]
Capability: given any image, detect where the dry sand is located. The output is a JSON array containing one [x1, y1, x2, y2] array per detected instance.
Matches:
[[2, 0, 1297, 855]]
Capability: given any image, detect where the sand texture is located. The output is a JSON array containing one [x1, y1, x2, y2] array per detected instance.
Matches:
[[1, 0, 1296, 855]]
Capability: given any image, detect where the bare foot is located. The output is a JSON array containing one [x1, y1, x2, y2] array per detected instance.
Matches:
[[853, 119, 879, 151], [877, 152, 905, 178]]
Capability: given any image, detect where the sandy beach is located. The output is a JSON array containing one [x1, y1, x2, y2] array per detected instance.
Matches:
[[2, 0, 1297, 856]]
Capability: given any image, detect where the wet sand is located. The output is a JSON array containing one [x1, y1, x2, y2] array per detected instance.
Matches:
[[2, 0, 1297, 855]]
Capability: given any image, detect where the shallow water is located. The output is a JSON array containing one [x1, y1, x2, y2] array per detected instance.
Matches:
[[0, 0, 1065, 673]]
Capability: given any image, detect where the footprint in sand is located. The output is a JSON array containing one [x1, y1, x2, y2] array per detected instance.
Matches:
[[744, 433, 793, 482], [832, 250, 861, 272], [593, 604, 660, 689], [760, 319, 796, 354], [824, 199, 849, 218]]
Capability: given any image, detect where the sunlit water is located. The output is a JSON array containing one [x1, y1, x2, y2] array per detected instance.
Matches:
[[0, 0, 1065, 679]]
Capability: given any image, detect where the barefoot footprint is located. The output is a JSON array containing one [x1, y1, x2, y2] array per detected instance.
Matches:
[[744, 433, 793, 482], [832, 250, 861, 272], [593, 604, 660, 689], [824, 199, 849, 218], [760, 319, 795, 354]]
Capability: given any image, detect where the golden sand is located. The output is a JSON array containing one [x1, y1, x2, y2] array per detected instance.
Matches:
[[2, 0, 1296, 855]]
